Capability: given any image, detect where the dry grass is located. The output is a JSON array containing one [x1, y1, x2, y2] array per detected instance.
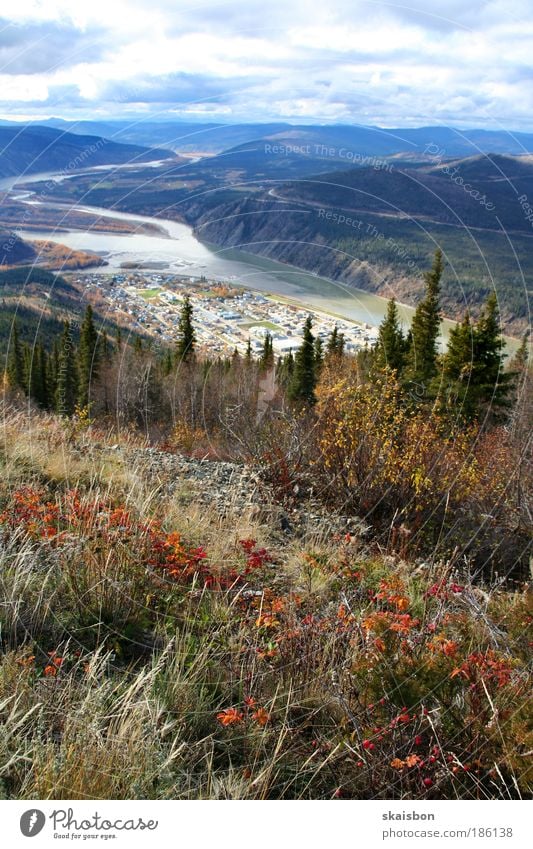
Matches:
[[0, 402, 531, 800]]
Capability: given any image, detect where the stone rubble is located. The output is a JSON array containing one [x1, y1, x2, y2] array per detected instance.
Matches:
[[110, 445, 368, 543]]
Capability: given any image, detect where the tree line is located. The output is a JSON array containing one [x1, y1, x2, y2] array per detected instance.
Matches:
[[3, 261, 529, 430]]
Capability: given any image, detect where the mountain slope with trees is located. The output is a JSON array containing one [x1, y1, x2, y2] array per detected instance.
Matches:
[[0, 125, 174, 179]]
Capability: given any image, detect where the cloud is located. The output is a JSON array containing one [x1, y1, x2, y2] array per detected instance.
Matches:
[[0, 0, 532, 129]]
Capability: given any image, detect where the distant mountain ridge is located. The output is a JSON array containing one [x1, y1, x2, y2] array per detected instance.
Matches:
[[0, 124, 174, 179], [9, 118, 533, 158]]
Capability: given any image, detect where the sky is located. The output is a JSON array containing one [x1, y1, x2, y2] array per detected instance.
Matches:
[[0, 0, 533, 130]]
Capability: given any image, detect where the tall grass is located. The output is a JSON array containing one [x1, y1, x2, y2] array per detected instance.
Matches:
[[0, 403, 531, 799]]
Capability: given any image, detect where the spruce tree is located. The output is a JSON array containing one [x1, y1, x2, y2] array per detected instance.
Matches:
[[163, 348, 173, 376], [471, 292, 512, 418], [285, 348, 294, 377], [314, 335, 324, 371], [375, 298, 406, 374], [78, 305, 99, 408], [404, 249, 443, 397], [48, 338, 60, 405], [437, 312, 475, 418], [7, 321, 24, 390], [288, 316, 317, 405], [245, 338, 252, 365], [56, 321, 78, 417], [326, 325, 345, 358], [438, 295, 512, 421], [176, 295, 195, 364], [510, 331, 529, 373], [276, 349, 294, 387], [35, 343, 49, 408], [23, 345, 34, 398], [259, 331, 274, 370], [100, 331, 110, 362]]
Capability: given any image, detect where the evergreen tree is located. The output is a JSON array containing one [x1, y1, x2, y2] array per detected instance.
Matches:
[[286, 348, 294, 377], [23, 344, 36, 400], [437, 312, 475, 418], [375, 298, 406, 374], [276, 349, 294, 386], [471, 292, 513, 419], [6, 320, 24, 389], [288, 316, 317, 405], [56, 321, 78, 416], [326, 325, 345, 358], [35, 343, 48, 408], [404, 249, 443, 396], [48, 338, 60, 404], [314, 335, 324, 371], [244, 338, 252, 365], [100, 331, 110, 362], [510, 331, 529, 373], [259, 331, 274, 370], [438, 295, 512, 421], [163, 348, 173, 376], [78, 305, 99, 408], [176, 295, 195, 364]]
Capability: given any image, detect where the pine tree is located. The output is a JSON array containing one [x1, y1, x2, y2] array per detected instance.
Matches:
[[6, 320, 24, 390], [404, 249, 443, 397], [78, 305, 99, 408], [288, 316, 317, 405], [375, 298, 406, 374], [56, 321, 78, 417], [176, 295, 195, 364]]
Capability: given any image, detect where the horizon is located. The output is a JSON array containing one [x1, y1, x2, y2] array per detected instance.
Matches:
[[4, 115, 533, 141]]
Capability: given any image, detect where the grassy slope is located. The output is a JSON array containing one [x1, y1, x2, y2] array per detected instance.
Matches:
[[0, 404, 530, 800]]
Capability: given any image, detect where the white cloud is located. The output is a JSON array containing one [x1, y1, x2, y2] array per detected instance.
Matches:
[[0, 0, 532, 128]]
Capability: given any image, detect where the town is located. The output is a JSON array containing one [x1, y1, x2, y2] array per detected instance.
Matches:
[[74, 271, 380, 358]]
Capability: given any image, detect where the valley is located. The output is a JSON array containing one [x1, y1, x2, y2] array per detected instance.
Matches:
[[3, 134, 529, 337]]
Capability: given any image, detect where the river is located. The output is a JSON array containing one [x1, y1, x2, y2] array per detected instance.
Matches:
[[0, 167, 501, 343]]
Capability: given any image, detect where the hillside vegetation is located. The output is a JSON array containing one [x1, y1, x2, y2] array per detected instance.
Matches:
[[0, 403, 531, 800], [0, 251, 531, 799]]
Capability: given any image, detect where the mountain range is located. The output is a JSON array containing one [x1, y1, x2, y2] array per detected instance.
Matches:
[[0, 124, 173, 179], [4, 118, 533, 158]]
